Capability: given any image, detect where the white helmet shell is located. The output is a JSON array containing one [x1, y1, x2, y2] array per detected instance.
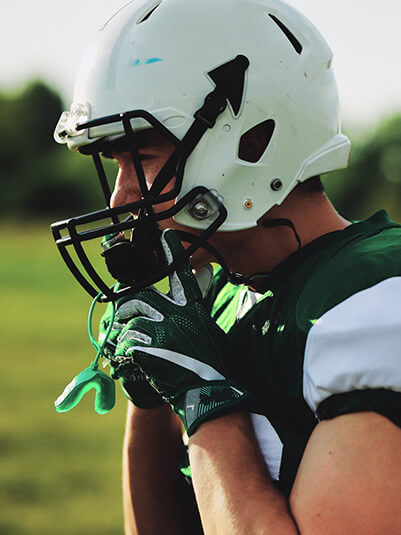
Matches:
[[56, 0, 350, 231]]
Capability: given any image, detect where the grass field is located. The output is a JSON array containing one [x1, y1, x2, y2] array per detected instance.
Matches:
[[0, 223, 128, 534]]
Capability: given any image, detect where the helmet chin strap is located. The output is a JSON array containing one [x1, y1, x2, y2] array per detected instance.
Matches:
[[229, 218, 302, 286]]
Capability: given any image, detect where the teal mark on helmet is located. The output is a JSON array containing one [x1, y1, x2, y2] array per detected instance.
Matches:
[[133, 58, 163, 67]]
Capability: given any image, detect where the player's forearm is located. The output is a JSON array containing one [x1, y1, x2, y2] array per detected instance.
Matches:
[[123, 402, 200, 535], [188, 411, 299, 535]]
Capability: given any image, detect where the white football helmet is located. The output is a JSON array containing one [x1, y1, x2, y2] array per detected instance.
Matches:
[[53, 0, 350, 299]]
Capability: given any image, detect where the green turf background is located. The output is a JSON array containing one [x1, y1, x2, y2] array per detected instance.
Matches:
[[0, 224, 127, 534]]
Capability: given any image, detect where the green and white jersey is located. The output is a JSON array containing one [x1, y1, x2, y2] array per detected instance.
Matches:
[[205, 210, 401, 496]]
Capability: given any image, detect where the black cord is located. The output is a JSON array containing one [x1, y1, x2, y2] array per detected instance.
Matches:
[[178, 218, 302, 288], [230, 218, 302, 286], [261, 218, 302, 249]]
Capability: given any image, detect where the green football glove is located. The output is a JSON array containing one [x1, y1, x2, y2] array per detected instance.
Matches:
[[114, 229, 249, 436], [99, 297, 164, 409]]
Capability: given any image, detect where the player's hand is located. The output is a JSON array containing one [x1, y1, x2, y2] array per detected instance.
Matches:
[[99, 298, 164, 409], [114, 229, 249, 436]]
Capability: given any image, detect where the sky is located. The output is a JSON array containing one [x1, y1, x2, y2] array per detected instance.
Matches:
[[2, 0, 401, 129]]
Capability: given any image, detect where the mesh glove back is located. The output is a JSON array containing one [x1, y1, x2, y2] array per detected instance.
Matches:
[[115, 230, 249, 435]]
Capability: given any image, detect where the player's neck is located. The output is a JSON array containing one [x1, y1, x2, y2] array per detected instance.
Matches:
[[216, 193, 351, 281]]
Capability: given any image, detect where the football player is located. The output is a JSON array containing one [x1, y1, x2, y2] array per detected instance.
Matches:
[[53, 0, 401, 533]]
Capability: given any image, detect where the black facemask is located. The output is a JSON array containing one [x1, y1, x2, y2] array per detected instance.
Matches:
[[51, 55, 250, 302]]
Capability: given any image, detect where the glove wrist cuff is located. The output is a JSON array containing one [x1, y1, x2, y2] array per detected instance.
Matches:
[[176, 382, 249, 437]]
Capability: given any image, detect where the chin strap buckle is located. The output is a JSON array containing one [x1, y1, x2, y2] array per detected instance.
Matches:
[[194, 88, 228, 128]]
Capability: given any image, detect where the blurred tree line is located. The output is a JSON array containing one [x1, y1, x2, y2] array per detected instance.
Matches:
[[0, 80, 401, 222], [325, 115, 401, 222], [0, 81, 106, 221]]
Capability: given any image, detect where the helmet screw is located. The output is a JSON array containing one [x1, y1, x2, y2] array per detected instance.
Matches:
[[191, 201, 210, 220], [270, 178, 283, 191], [243, 199, 253, 210]]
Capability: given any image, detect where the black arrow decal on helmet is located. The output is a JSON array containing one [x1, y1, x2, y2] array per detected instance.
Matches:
[[208, 55, 250, 116], [193, 55, 250, 129]]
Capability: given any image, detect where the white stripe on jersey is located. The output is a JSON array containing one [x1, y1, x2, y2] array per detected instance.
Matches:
[[251, 413, 284, 480], [303, 276, 401, 414]]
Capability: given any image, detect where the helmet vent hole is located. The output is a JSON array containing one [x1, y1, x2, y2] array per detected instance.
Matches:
[[268, 14, 303, 54], [238, 120, 275, 163], [137, 2, 162, 24]]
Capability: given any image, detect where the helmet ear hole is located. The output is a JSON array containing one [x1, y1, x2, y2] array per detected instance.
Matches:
[[238, 119, 275, 163]]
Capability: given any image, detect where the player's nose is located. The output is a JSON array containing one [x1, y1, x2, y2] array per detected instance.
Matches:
[[110, 167, 142, 208]]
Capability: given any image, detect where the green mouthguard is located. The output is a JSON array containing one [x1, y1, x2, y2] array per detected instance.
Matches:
[[54, 293, 116, 415]]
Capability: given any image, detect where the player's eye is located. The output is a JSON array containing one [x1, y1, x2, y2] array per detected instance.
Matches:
[[138, 153, 152, 162]]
